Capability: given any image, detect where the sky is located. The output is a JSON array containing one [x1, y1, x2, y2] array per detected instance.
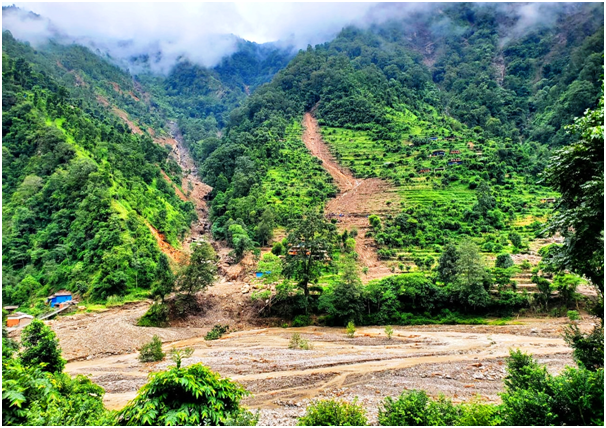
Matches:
[[2, 2, 572, 74]]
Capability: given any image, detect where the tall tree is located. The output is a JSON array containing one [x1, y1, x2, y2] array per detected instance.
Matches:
[[283, 209, 337, 311], [19, 319, 65, 373], [453, 239, 490, 309], [543, 91, 604, 300], [319, 256, 364, 324], [151, 253, 175, 303], [177, 242, 218, 297], [437, 243, 459, 284]]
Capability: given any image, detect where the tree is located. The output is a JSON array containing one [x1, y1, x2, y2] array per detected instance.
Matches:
[[177, 242, 218, 298], [227, 223, 253, 260], [508, 232, 522, 248], [255, 208, 275, 246], [2, 310, 18, 359], [543, 92, 604, 299], [437, 244, 459, 284], [453, 240, 490, 309], [475, 181, 496, 214], [495, 253, 514, 269], [283, 210, 337, 311], [115, 363, 249, 426], [318, 256, 364, 324], [532, 275, 553, 309], [553, 274, 582, 307], [19, 319, 66, 373], [151, 253, 174, 303]]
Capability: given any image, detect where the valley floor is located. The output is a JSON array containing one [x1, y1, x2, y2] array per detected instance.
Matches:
[[59, 306, 592, 425]]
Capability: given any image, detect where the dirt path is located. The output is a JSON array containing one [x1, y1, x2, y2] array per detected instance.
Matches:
[[302, 113, 396, 281], [64, 316, 590, 425]]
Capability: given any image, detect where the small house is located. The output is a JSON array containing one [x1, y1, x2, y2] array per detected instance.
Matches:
[[419, 168, 431, 173], [47, 291, 72, 308], [3, 306, 18, 314], [448, 158, 463, 166], [430, 150, 446, 157], [450, 150, 461, 154], [434, 167, 445, 171], [540, 198, 556, 203], [429, 137, 438, 141], [6, 312, 34, 328]]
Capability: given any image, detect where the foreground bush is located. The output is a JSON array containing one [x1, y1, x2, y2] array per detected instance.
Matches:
[[19, 319, 66, 374], [2, 358, 111, 426], [115, 363, 249, 425], [378, 389, 500, 426], [298, 399, 367, 426], [501, 350, 604, 426], [138, 335, 165, 363]]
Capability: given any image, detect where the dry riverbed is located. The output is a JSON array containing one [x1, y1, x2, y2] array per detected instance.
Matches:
[[62, 316, 593, 425]]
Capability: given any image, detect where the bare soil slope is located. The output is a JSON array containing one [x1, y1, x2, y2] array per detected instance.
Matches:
[[302, 113, 397, 281]]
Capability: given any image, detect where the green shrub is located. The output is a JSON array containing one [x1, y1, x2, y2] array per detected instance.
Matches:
[[205, 324, 229, 340], [567, 310, 580, 321], [563, 323, 604, 371], [456, 397, 501, 426], [137, 303, 169, 327], [292, 314, 311, 327], [378, 390, 431, 426], [346, 321, 356, 338], [115, 363, 249, 425], [288, 333, 313, 350], [298, 399, 367, 426], [500, 349, 604, 426], [138, 335, 165, 363], [271, 242, 284, 256], [225, 409, 260, 426], [384, 325, 394, 339], [106, 295, 124, 307]]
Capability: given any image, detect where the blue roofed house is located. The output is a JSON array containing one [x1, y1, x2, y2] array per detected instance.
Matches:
[[47, 291, 72, 308]]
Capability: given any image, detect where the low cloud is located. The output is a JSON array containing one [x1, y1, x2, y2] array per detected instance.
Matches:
[[2, 2, 577, 74]]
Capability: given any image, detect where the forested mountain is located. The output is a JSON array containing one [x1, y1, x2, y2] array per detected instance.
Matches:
[[200, 2, 603, 251], [137, 39, 294, 161], [2, 34, 198, 306], [1, 6, 294, 308], [1, 2, 603, 305]]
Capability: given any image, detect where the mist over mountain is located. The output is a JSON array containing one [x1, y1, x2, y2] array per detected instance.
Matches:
[[3, 2, 591, 76]]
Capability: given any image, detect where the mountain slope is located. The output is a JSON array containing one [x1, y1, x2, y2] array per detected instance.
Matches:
[[200, 2, 603, 267], [1, 37, 197, 306]]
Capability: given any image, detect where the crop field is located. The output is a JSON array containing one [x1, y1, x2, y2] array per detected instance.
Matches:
[[319, 125, 559, 263]]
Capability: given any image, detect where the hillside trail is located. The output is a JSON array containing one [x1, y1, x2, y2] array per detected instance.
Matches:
[[302, 113, 396, 282]]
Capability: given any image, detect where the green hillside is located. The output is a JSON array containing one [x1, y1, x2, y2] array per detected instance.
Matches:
[[200, 3, 602, 258], [1, 39, 196, 307]]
